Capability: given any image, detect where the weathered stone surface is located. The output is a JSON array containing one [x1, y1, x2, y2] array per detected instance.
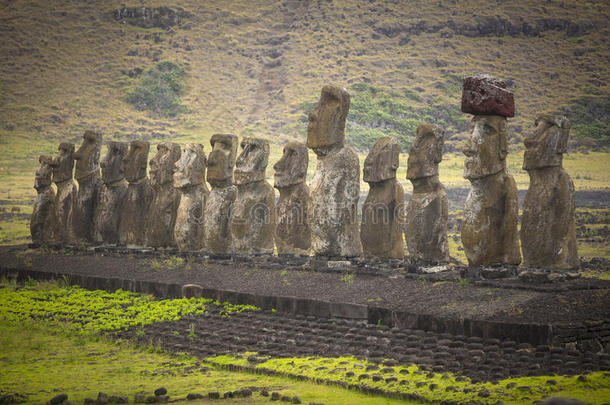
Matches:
[[73, 131, 103, 243], [204, 134, 238, 254], [274, 142, 311, 255], [405, 124, 449, 263], [94, 141, 129, 245], [361, 136, 404, 259], [119, 141, 153, 247], [51, 142, 77, 244], [174, 143, 208, 252], [31, 155, 56, 243], [461, 115, 521, 266], [147, 143, 181, 248], [461, 75, 515, 117], [521, 115, 578, 270], [230, 137, 275, 254]]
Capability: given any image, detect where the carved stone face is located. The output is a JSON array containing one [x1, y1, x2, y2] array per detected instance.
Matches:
[[307, 85, 350, 156], [234, 137, 269, 185], [462, 115, 507, 180], [51, 142, 75, 183], [206, 134, 238, 186], [274, 142, 308, 188], [35, 155, 53, 190], [407, 124, 444, 180], [101, 141, 129, 185], [149, 142, 181, 187], [122, 141, 150, 183], [363, 136, 400, 183], [523, 114, 570, 170], [174, 143, 206, 189], [73, 130, 102, 179]]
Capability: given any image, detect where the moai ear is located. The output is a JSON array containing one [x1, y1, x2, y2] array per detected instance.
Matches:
[[434, 127, 445, 164], [498, 120, 508, 161], [554, 116, 570, 154]]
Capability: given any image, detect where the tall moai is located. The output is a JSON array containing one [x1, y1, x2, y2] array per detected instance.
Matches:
[[274, 142, 311, 255], [521, 115, 579, 269], [405, 124, 450, 264], [51, 142, 77, 244], [147, 143, 181, 248], [307, 85, 362, 258], [72, 130, 103, 243], [230, 137, 275, 254], [30, 155, 56, 244], [204, 134, 238, 254], [94, 141, 129, 245], [174, 143, 208, 252], [460, 75, 521, 266], [360, 137, 404, 259], [119, 140, 153, 247]]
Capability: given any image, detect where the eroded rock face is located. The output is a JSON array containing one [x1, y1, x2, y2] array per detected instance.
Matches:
[[230, 138, 275, 254], [174, 143, 208, 252], [521, 115, 578, 269], [147, 143, 181, 248], [51, 143, 77, 244], [461, 75, 515, 117], [119, 141, 153, 247], [405, 124, 449, 263], [94, 142, 128, 245], [204, 134, 238, 254], [274, 142, 311, 255], [31, 155, 56, 243], [361, 136, 404, 259], [307, 85, 362, 257], [73, 131, 103, 243]]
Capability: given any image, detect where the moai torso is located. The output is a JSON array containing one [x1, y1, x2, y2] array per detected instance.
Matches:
[[119, 141, 153, 247], [174, 143, 208, 252], [230, 137, 275, 254], [521, 115, 578, 269], [73, 131, 103, 243], [204, 134, 238, 254], [274, 142, 311, 255], [51, 143, 77, 244], [31, 155, 56, 243], [147, 143, 181, 248], [307, 85, 362, 258], [94, 142, 128, 245], [361, 136, 404, 259], [405, 124, 449, 263]]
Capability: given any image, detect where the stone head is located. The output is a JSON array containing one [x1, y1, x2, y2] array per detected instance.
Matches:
[[462, 115, 508, 180], [121, 140, 150, 183], [51, 142, 75, 183], [35, 155, 54, 190], [234, 137, 270, 185], [307, 85, 350, 156], [206, 134, 238, 186], [363, 136, 400, 183], [73, 130, 102, 179], [523, 114, 570, 170], [407, 124, 444, 180], [274, 142, 308, 188], [174, 143, 206, 190], [149, 142, 181, 187], [101, 141, 129, 185]]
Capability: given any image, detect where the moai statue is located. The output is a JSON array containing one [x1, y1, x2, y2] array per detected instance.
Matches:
[[30, 155, 56, 244], [119, 140, 153, 247], [147, 143, 181, 248], [361, 137, 404, 259], [230, 137, 275, 254], [174, 143, 208, 252], [94, 141, 129, 245], [405, 124, 450, 264], [73, 130, 103, 243], [521, 115, 578, 269], [460, 75, 521, 266], [274, 142, 311, 255], [307, 85, 362, 257], [204, 134, 238, 254], [51, 142, 77, 244]]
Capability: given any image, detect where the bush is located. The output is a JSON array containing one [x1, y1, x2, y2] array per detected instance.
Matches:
[[126, 61, 186, 116]]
